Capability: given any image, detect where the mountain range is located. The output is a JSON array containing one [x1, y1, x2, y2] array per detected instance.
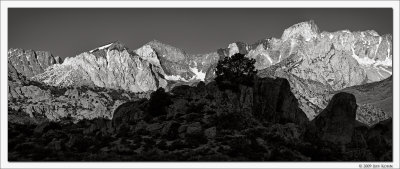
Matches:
[[8, 20, 392, 125]]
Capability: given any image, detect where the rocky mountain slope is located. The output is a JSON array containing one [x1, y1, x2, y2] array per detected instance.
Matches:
[[8, 79, 145, 124]]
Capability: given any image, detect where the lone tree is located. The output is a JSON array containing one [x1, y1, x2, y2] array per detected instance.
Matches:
[[215, 53, 257, 90]]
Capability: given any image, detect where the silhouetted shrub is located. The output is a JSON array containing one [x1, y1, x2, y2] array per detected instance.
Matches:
[[148, 88, 172, 117], [215, 53, 257, 91]]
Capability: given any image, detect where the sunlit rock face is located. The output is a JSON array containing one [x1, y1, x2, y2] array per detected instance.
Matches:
[[220, 21, 392, 91], [8, 48, 63, 78], [32, 42, 167, 93], [281, 20, 320, 42]]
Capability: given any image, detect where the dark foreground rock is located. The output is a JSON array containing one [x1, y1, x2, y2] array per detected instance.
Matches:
[[311, 92, 357, 145], [8, 78, 391, 161], [303, 92, 392, 161]]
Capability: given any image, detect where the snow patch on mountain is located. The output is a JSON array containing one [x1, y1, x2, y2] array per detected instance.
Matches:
[[351, 46, 392, 67], [375, 57, 392, 68], [189, 67, 206, 81], [164, 74, 188, 82], [89, 43, 113, 53], [351, 47, 375, 65]]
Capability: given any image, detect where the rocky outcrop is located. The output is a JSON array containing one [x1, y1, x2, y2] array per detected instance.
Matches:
[[366, 118, 392, 160], [310, 92, 357, 144], [260, 66, 392, 125], [252, 77, 309, 125], [319, 75, 393, 126], [258, 60, 333, 120], [105, 77, 312, 161], [113, 77, 308, 130], [111, 100, 147, 128]]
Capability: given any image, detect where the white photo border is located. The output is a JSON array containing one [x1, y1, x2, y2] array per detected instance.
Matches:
[[1, 1, 399, 168]]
